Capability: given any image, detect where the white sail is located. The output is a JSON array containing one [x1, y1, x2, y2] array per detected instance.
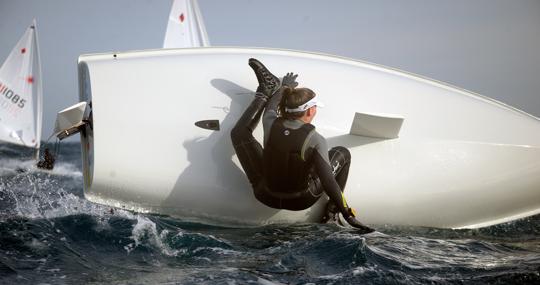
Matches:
[[0, 19, 42, 153], [163, 0, 210, 48]]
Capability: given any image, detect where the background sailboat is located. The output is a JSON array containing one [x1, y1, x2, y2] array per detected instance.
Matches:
[[163, 0, 210, 48], [0, 19, 43, 160]]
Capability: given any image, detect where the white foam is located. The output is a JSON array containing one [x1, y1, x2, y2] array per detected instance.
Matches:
[[0, 158, 82, 177], [127, 215, 186, 257], [0, 168, 120, 221], [256, 277, 286, 285]]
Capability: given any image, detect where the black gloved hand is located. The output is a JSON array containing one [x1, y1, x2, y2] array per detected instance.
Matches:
[[281, 72, 298, 88], [345, 208, 375, 234], [344, 215, 375, 234]]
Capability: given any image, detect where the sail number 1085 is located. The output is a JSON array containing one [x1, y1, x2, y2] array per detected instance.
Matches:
[[0, 83, 26, 108]]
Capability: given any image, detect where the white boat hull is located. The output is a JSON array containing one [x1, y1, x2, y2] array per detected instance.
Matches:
[[76, 47, 540, 228]]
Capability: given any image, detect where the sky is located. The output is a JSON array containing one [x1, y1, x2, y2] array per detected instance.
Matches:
[[1, 0, 539, 137]]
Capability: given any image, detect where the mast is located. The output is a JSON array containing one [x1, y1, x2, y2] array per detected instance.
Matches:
[[33, 19, 43, 161], [191, 0, 210, 46]]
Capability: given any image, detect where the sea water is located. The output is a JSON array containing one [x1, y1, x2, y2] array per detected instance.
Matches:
[[1, 142, 539, 284]]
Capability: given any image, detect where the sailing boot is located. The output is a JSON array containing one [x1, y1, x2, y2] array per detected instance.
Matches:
[[248, 58, 280, 99]]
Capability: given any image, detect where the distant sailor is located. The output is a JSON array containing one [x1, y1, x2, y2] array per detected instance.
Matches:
[[231, 58, 373, 232], [36, 148, 55, 170]]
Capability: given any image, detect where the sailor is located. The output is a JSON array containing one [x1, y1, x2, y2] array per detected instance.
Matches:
[[36, 148, 55, 170], [231, 58, 373, 232]]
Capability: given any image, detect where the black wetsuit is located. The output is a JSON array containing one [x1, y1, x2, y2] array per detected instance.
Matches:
[[231, 87, 352, 218]]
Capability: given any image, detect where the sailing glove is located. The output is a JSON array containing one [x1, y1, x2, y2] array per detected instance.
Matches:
[[345, 215, 375, 233], [281, 72, 299, 88]]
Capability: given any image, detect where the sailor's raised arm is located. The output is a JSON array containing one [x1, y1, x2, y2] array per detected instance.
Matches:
[[262, 86, 283, 124]]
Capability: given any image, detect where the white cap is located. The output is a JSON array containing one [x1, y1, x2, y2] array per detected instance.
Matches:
[[284, 96, 325, 113]]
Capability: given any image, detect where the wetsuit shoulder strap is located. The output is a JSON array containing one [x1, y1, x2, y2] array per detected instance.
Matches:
[[299, 123, 315, 161]]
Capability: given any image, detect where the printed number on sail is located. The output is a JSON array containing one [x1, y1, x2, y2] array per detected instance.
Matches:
[[0, 82, 26, 108]]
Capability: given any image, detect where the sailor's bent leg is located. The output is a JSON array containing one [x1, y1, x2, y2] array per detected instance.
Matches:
[[319, 147, 372, 231], [313, 151, 351, 215], [230, 95, 267, 186], [328, 146, 351, 191], [320, 146, 351, 221]]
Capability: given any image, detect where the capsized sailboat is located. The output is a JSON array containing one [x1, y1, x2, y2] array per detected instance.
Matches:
[[163, 0, 210, 48], [54, 47, 540, 229], [0, 19, 43, 160]]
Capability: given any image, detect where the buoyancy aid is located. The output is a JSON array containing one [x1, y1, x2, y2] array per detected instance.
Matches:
[[263, 118, 316, 193]]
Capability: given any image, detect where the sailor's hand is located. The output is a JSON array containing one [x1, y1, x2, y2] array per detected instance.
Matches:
[[344, 215, 375, 234], [281, 72, 298, 88]]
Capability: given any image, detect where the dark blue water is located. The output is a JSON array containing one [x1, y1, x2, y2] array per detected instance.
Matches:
[[1, 142, 539, 284]]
